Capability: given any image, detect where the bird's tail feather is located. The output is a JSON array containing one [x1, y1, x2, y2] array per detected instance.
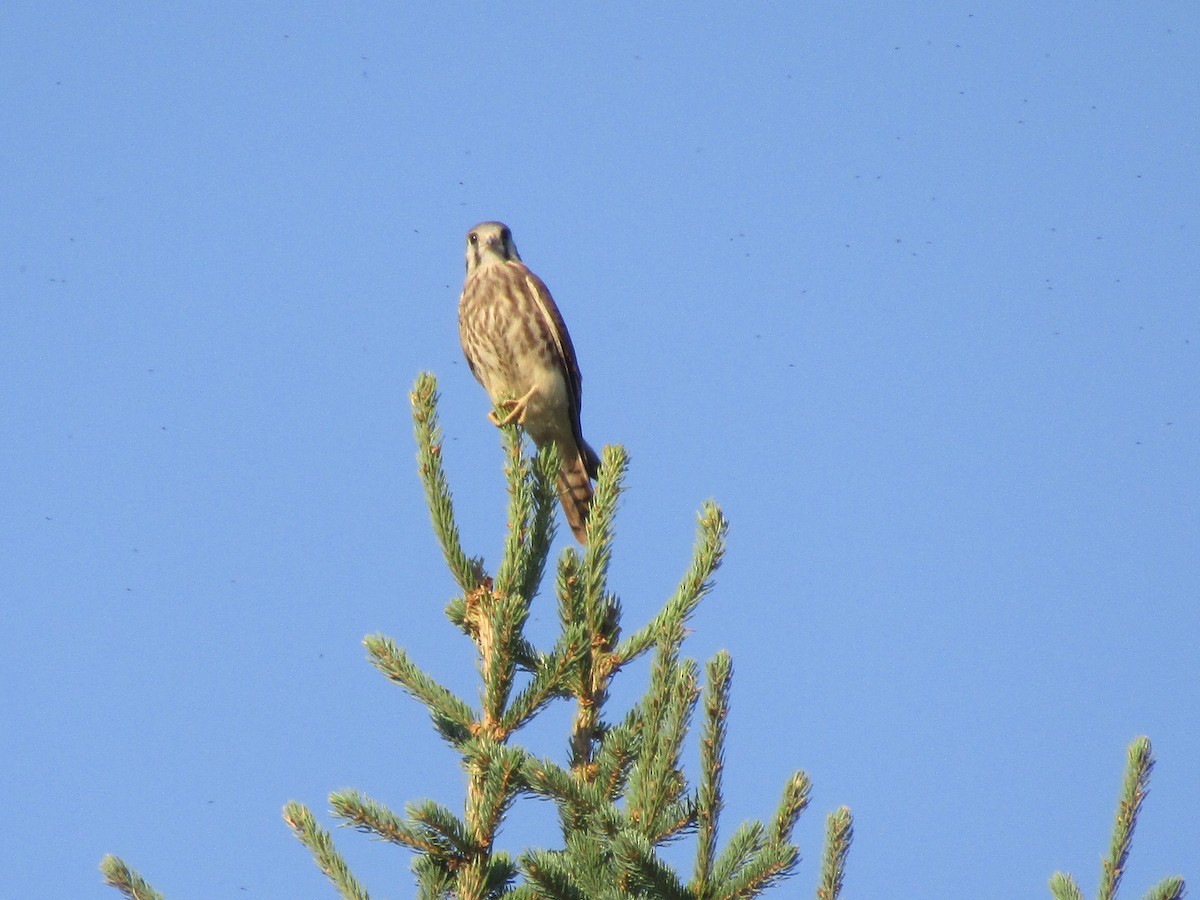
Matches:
[[557, 449, 595, 545], [581, 439, 601, 480]]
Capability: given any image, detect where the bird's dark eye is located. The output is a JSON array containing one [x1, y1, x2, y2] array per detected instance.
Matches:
[[468, 233, 478, 245], [501, 228, 511, 242]]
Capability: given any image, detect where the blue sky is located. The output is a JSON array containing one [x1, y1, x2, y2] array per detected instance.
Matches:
[[2, 4, 1197, 898]]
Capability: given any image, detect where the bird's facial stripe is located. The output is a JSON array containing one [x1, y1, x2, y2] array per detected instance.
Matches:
[[465, 231, 482, 272]]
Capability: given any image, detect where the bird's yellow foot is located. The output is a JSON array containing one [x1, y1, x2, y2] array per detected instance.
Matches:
[[488, 386, 537, 427]]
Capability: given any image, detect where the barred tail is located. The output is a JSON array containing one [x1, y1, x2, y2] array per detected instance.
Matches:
[[556, 445, 595, 545]]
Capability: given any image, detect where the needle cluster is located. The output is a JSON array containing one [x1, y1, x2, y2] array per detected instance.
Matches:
[[289, 372, 840, 899], [98, 373, 1184, 900]]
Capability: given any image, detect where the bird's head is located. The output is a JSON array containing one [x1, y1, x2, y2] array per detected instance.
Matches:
[[465, 221, 521, 273]]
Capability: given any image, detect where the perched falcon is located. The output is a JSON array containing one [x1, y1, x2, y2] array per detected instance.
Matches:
[[458, 221, 601, 545]]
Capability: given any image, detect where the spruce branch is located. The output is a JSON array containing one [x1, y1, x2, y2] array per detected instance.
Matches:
[[694, 651, 733, 893], [816, 807, 854, 900], [458, 427, 563, 738], [501, 641, 580, 734], [411, 372, 486, 595], [556, 545, 595, 776], [655, 798, 700, 846], [1142, 877, 1186, 900], [592, 718, 640, 802], [282, 801, 371, 900], [478, 586, 525, 732], [559, 447, 631, 780], [711, 821, 767, 886], [713, 842, 800, 900], [627, 647, 700, 840], [625, 640, 682, 818], [771, 771, 813, 844], [1099, 737, 1154, 900], [494, 418, 537, 599], [1051, 873, 1086, 900], [495, 424, 558, 603], [616, 500, 728, 666], [363, 633, 477, 744], [99, 855, 164, 900], [611, 830, 691, 900], [412, 854, 456, 900], [524, 753, 618, 839], [1050, 737, 1185, 900], [521, 849, 591, 900], [580, 444, 627, 619], [329, 790, 451, 854], [523, 442, 561, 596], [462, 738, 530, 844], [556, 543, 586, 636], [485, 852, 521, 897], [407, 799, 475, 856]]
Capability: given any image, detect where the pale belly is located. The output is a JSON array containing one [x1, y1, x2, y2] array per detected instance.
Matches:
[[463, 306, 572, 447]]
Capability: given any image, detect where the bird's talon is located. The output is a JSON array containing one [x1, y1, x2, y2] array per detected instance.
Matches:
[[488, 401, 525, 427]]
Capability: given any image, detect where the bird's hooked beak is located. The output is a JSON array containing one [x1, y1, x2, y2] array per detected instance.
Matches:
[[485, 233, 507, 256]]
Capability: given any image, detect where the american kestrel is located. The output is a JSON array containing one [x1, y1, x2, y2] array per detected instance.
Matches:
[[458, 221, 601, 545]]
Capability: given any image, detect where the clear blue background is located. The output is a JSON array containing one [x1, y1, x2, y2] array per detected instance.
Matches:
[[3, 4, 1196, 898]]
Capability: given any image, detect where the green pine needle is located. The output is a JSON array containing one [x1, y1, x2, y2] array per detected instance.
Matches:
[[1049, 872, 1085, 900], [1142, 876, 1186, 900], [329, 790, 446, 853], [493, 426, 559, 603], [282, 801, 371, 900], [1099, 737, 1155, 900], [363, 633, 476, 744], [410, 372, 486, 594], [817, 807, 854, 900], [407, 799, 475, 856], [615, 500, 728, 665], [713, 841, 800, 900], [99, 855, 164, 900], [520, 849, 591, 900], [502, 646, 577, 734], [611, 830, 690, 900], [712, 821, 767, 886], [1050, 736, 1186, 900], [694, 651, 733, 892], [581, 444, 627, 585], [771, 771, 813, 844]]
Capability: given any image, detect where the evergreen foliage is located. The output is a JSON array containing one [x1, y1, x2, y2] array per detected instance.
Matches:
[[1049, 737, 1185, 900], [296, 371, 830, 898], [99, 855, 163, 900], [98, 373, 1185, 899]]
